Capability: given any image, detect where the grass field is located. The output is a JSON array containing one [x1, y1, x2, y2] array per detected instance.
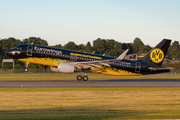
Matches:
[[0, 74, 180, 119], [0, 73, 180, 81], [0, 87, 180, 120]]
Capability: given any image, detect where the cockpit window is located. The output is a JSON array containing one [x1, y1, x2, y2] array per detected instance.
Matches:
[[13, 46, 22, 50], [13, 45, 27, 50], [17, 47, 22, 50]]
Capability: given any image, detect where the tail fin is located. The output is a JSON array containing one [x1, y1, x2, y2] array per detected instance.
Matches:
[[140, 39, 171, 66]]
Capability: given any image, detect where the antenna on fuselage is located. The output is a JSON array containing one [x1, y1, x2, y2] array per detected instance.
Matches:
[[92, 51, 95, 54]]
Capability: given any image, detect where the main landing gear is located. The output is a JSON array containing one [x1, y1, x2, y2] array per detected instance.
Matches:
[[76, 73, 88, 81]]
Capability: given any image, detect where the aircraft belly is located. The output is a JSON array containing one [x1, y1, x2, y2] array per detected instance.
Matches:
[[101, 69, 141, 76], [18, 57, 68, 66], [89, 66, 141, 76]]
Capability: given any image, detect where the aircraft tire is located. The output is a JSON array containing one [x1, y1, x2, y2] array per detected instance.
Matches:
[[76, 75, 82, 81], [83, 76, 88, 81]]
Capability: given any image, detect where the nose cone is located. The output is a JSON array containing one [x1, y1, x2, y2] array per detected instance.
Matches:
[[5, 49, 11, 56], [5, 49, 20, 59]]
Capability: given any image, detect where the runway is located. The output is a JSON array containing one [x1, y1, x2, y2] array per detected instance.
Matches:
[[0, 79, 180, 87]]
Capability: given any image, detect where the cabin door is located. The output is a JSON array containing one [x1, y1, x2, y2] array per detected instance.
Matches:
[[27, 45, 33, 56], [135, 62, 141, 73]]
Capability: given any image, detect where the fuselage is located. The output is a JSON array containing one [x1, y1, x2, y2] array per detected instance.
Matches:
[[5, 44, 170, 75]]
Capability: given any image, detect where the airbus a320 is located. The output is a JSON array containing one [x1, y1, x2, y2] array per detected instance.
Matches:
[[6, 39, 171, 81]]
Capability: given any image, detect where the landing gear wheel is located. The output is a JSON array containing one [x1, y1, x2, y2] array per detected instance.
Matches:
[[83, 76, 88, 81], [76, 75, 82, 81]]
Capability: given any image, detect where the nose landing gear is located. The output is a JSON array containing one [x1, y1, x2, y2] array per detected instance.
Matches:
[[25, 62, 30, 72]]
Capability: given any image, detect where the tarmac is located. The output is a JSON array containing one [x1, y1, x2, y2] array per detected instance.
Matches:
[[0, 79, 180, 87]]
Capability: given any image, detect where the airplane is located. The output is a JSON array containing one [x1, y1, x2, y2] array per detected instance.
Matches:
[[6, 39, 171, 81]]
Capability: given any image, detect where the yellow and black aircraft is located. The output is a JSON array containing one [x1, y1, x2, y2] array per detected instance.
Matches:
[[6, 39, 171, 81]]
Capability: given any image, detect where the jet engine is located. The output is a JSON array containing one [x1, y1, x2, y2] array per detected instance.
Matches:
[[57, 62, 80, 73]]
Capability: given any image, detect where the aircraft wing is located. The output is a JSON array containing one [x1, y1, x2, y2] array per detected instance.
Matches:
[[68, 49, 129, 70]]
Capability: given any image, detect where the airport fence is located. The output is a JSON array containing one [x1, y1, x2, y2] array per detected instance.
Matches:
[[0, 69, 52, 73], [170, 68, 180, 74]]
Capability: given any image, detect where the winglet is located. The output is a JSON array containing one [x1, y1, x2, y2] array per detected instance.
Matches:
[[111, 49, 129, 62], [117, 49, 129, 60]]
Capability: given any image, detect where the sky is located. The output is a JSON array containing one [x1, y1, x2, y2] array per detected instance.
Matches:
[[0, 0, 180, 47]]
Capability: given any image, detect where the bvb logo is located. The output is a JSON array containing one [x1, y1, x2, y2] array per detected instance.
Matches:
[[150, 48, 164, 63]]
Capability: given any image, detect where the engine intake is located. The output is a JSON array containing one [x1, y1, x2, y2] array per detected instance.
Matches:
[[58, 62, 80, 73]]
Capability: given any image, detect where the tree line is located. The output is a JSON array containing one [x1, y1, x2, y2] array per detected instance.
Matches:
[[0, 37, 180, 69]]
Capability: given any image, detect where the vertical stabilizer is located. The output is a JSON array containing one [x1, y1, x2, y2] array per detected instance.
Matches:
[[140, 39, 171, 66]]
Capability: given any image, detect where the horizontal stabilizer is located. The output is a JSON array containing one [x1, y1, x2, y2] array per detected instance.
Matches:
[[148, 67, 173, 71]]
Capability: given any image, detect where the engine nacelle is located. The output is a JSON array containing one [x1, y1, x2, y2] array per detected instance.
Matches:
[[58, 62, 75, 73]]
